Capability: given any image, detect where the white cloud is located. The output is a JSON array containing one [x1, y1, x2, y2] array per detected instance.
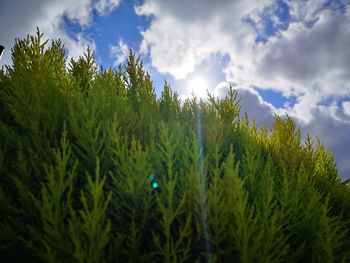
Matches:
[[0, 0, 121, 67], [287, 0, 326, 23], [110, 38, 129, 65], [95, 0, 121, 16], [138, 15, 232, 79], [253, 10, 350, 90], [136, 0, 274, 80], [343, 101, 350, 117], [222, 8, 350, 124]]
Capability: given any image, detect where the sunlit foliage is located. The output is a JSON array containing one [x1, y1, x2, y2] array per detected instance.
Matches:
[[1, 29, 350, 262]]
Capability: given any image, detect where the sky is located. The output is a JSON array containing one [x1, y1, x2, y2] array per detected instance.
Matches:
[[1, 0, 350, 181]]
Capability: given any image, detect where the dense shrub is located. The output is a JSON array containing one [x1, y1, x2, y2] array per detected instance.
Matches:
[[1, 29, 350, 263]]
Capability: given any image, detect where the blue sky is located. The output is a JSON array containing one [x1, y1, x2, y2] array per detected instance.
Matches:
[[1, 0, 350, 180], [82, 1, 149, 67]]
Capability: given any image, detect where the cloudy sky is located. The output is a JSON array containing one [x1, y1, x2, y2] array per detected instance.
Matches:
[[1, 0, 349, 180]]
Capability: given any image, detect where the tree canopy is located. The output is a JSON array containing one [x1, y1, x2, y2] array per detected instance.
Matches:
[[0, 29, 349, 263]]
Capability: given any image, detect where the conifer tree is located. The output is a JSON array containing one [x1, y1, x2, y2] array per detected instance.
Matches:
[[0, 30, 349, 263]]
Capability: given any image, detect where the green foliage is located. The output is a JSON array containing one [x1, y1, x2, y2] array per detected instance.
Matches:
[[159, 81, 180, 124], [69, 158, 111, 263], [29, 125, 77, 262], [1, 30, 349, 263], [69, 46, 97, 97]]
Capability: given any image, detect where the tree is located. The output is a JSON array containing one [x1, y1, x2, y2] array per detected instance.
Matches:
[[0, 30, 349, 263]]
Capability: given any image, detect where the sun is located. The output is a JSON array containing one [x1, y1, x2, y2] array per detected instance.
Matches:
[[187, 76, 209, 98]]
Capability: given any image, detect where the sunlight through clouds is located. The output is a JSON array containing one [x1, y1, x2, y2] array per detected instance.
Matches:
[[187, 76, 209, 98]]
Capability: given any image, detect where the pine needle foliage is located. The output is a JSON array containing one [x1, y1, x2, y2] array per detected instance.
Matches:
[[1, 30, 350, 262]]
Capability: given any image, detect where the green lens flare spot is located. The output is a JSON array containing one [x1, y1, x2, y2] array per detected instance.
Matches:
[[148, 174, 155, 181], [152, 181, 159, 189]]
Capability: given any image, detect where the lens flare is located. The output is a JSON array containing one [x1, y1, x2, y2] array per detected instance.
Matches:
[[196, 106, 211, 261], [148, 174, 155, 181], [152, 181, 159, 189]]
